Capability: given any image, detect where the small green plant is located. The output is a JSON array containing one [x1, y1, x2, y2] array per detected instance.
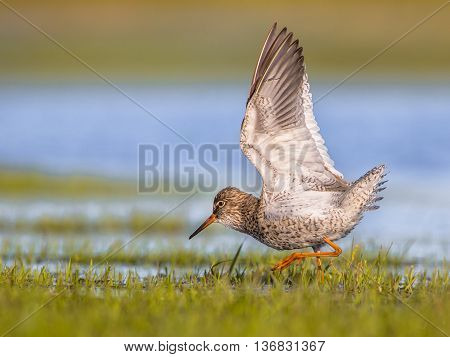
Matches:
[[0, 246, 447, 337]]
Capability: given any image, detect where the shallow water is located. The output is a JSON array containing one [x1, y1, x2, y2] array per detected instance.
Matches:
[[1, 82, 449, 178], [0, 82, 449, 261]]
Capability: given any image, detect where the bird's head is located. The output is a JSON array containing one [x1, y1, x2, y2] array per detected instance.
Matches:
[[189, 187, 251, 239]]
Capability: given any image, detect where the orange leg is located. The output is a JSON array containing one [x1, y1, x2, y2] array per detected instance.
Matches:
[[271, 237, 342, 272]]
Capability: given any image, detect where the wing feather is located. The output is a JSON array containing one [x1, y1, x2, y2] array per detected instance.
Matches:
[[240, 24, 348, 218]]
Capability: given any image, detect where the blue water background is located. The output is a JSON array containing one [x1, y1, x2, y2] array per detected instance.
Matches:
[[0, 81, 449, 260]]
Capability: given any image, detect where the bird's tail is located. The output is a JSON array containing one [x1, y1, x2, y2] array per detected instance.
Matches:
[[340, 164, 387, 213]]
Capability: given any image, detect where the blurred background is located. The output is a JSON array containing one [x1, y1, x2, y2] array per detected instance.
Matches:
[[0, 0, 449, 268]]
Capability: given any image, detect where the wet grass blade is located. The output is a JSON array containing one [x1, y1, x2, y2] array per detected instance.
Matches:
[[210, 259, 231, 277], [228, 241, 244, 276]]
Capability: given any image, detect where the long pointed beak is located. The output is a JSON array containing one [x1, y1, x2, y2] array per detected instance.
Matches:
[[189, 213, 216, 239]]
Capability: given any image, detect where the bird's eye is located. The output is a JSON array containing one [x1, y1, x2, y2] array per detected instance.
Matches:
[[217, 200, 225, 208]]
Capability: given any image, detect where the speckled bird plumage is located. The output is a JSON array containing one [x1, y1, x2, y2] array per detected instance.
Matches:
[[190, 23, 386, 254]]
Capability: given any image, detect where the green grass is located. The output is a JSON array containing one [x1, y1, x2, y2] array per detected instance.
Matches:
[[0, 246, 448, 336], [0, 238, 435, 268], [0, 168, 135, 197], [0, 167, 197, 198], [0, 169, 448, 336], [1, 0, 449, 80], [0, 212, 185, 235]]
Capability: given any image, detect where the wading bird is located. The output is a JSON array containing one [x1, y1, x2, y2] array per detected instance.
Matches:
[[189, 23, 386, 273]]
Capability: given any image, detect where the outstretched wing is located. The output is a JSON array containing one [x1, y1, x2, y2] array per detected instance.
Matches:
[[241, 23, 347, 200]]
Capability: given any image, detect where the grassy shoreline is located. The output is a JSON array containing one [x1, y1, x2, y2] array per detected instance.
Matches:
[[2, 1, 449, 79], [0, 168, 448, 336], [0, 168, 136, 198], [0, 249, 448, 336]]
